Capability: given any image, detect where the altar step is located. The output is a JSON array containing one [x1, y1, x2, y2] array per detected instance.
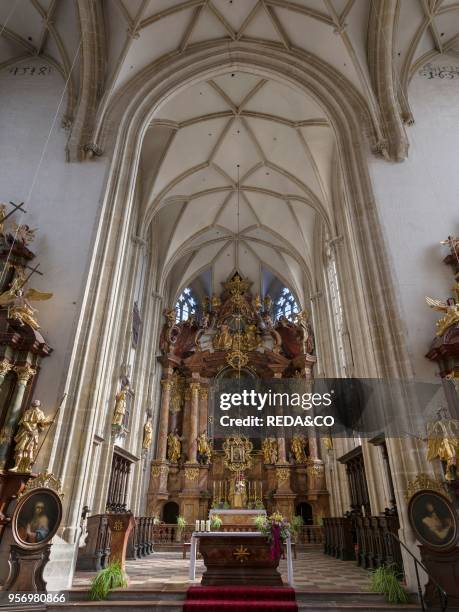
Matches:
[[45, 589, 427, 612]]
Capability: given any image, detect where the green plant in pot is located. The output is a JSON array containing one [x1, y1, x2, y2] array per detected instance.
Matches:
[[89, 562, 128, 600], [210, 514, 222, 530], [290, 515, 304, 543], [176, 515, 186, 541], [369, 564, 409, 605]]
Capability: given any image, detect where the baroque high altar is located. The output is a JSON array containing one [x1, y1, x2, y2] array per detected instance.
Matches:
[[147, 272, 329, 523]]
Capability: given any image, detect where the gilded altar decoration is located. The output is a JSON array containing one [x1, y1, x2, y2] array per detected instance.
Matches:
[[12, 223, 37, 245], [233, 545, 250, 563], [306, 461, 325, 477], [10, 400, 53, 473], [426, 283, 459, 337], [169, 371, 185, 413], [184, 466, 200, 481], [226, 347, 249, 370], [229, 474, 248, 508], [0, 285, 53, 330], [213, 322, 233, 350], [425, 417, 459, 481], [112, 383, 130, 431], [167, 431, 181, 463], [197, 431, 212, 465], [142, 417, 153, 450], [405, 473, 451, 501], [151, 462, 168, 478], [20, 471, 63, 498], [223, 434, 253, 472], [291, 434, 307, 463], [276, 467, 290, 483], [262, 437, 278, 464]]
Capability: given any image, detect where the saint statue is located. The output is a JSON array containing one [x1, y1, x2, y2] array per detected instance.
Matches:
[[262, 437, 278, 464], [142, 417, 153, 450], [426, 284, 459, 337], [229, 477, 247, 509], [243, 323, 260, 351], [167, 430, 181, 463], [197, 431, 212, 465], [295, 310, 315, 354], [213, 322, 232, 350], [10, 400, 53, 473], [112, 383, 129, 427], [291, 434, 307, 463]]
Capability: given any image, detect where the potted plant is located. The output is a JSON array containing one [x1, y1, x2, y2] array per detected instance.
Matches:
[[176, 515, 186, 541], [89, 562, 128, 600], [210, 514, 222, 530], [369, 564, 409, 604], [290, 515, 304, 543]]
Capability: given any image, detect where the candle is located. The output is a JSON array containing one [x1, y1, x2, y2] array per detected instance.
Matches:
[[200, 520, 206, 531], [206, 520, 211, 531], [195, 520, 200, 532]]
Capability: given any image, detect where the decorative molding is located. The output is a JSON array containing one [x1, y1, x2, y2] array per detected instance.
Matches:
[[20, 472, 64, 498], [184, 466, 200, 481], [405, 473, 451, 501], [14, 364, 36, 384], [276, 467, 290, 483]]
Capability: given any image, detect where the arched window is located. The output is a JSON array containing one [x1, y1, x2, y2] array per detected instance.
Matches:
[[274, 287, 299, 320], [175, 287, 197, 323]]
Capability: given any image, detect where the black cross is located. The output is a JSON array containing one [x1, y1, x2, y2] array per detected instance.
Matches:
[[3, 201, 26, 223]]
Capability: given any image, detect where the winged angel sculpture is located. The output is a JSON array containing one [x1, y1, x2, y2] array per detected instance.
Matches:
[[0, 280, 52, 330], [426, 283, 459, 337]]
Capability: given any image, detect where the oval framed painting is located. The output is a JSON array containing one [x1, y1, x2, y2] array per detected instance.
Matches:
[[12, 487, 62, 550], [408, 490, 458, 551]]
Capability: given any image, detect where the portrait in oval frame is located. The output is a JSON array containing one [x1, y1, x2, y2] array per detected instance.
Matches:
[[12, 487, 62, 550], [408, 490, 458, 551]]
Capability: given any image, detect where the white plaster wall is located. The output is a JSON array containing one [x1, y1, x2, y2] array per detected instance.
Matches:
[[368, 55, 459, 383], [0, 59, 108, 415]]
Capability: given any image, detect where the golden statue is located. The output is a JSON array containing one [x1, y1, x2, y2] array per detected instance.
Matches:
[[426, 418, 459, 481], [262, 437, 278, 464], [213, 322, 232, 350], [167, 431, 181, 463], [10, 400, 53, 473], [169, 372, 185, 413], [211, 294, 221, 311], [142, 417, 153, 450], [0, 287, 53, 330], [229, 476, 247, 509], [113, 383, 129, 427], [243, 323, 260, 351], [197, 431, 212, 464], [426, 286, 459, 336], [291, 434, 307, 463], [254, 294, 262, 311]]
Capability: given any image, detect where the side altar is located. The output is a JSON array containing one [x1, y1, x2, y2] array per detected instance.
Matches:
[[147, 271, 329, 525]]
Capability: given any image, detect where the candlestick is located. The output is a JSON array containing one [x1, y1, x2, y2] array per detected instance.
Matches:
[[195, 519, 200, 532], [206, 519, 211, 531], [200, 520, 206, 531]]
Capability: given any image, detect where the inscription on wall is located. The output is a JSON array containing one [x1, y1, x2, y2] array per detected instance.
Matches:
[[419, 63, 459, 79], [7, 66, 52, 76]]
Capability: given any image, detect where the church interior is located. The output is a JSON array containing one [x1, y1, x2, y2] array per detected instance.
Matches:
[[0, 0, 459, 610]]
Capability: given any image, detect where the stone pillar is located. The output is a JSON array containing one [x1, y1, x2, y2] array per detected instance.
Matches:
[[156, 379, 171, 462], [0, 364, 35, 470], [188, 382, 200, 463], [198, 386, 208, 434]]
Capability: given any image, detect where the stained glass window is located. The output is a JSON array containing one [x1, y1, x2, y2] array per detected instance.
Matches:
[[175, 287, 197, 323], [274, 287, 299, 320]]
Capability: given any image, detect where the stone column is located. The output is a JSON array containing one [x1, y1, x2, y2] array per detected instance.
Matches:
[[156, 379, 171, 462], [0, 364, 36, 470], [188, 382, 200, 463], [198, 386, 208, 434]]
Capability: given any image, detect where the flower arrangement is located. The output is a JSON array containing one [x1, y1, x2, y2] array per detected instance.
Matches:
[[254, 511, 291, 561], [176, 515, 187, 529]]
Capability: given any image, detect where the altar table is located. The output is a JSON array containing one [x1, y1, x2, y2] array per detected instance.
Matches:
[[189, 531, 294, 586]]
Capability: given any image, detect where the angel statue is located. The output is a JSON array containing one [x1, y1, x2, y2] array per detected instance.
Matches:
[[426, 417, 459, 481], [426, 287, 459, 337], [142, 417, 153, 451], [291, 434, 307, 463], [0, 287, 52, 330], [10, 400, 53, 473], [197, 431, 212, 465], [112, 383, 130, 428]]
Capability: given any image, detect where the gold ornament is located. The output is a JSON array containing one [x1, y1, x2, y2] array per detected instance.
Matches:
[[0, 360, 13, 377], [405, 473, 451, 501], [14, 364, 36, 385], [425, 418, 459, 481], [184, 466, 200, 481], [223, 435, 253, 472], [167, 432, 181, 463], [226, 348, 249, 371], [426, 286, 459, 337], [233, 545, 250, 563], [112, 383, 129, 428], [291, 434, 307, 463], [276, 467, 290, 483], [261, 437, 278, 464], [142, 417, 153, 450], [10, 400, 53, 473], [19, 471, 63, 498], [151, 462, 168, 478]]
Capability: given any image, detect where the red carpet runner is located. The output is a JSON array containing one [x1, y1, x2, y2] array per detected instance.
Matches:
[[183, 586, 298, 611]]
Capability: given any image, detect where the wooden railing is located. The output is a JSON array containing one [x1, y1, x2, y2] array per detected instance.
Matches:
[[296, 525, 324, 545], [323, 514, 403, 573]]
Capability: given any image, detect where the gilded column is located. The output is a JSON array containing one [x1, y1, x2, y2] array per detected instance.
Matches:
[[198, 386, 208, 434], [187, 382, 200, 463], [0, 364, 36, 470], [156, 379, 171, 462]]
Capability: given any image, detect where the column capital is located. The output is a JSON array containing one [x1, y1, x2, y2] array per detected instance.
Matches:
[[189, 382, 200, 393], [199, 387, 208, 401], [160, 379, 171, 390], [0, 360, 13, 377], [14, 364, 36, 385]]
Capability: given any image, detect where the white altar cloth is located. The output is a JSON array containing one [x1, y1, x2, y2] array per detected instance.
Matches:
[[188, 530, 294, 586]]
